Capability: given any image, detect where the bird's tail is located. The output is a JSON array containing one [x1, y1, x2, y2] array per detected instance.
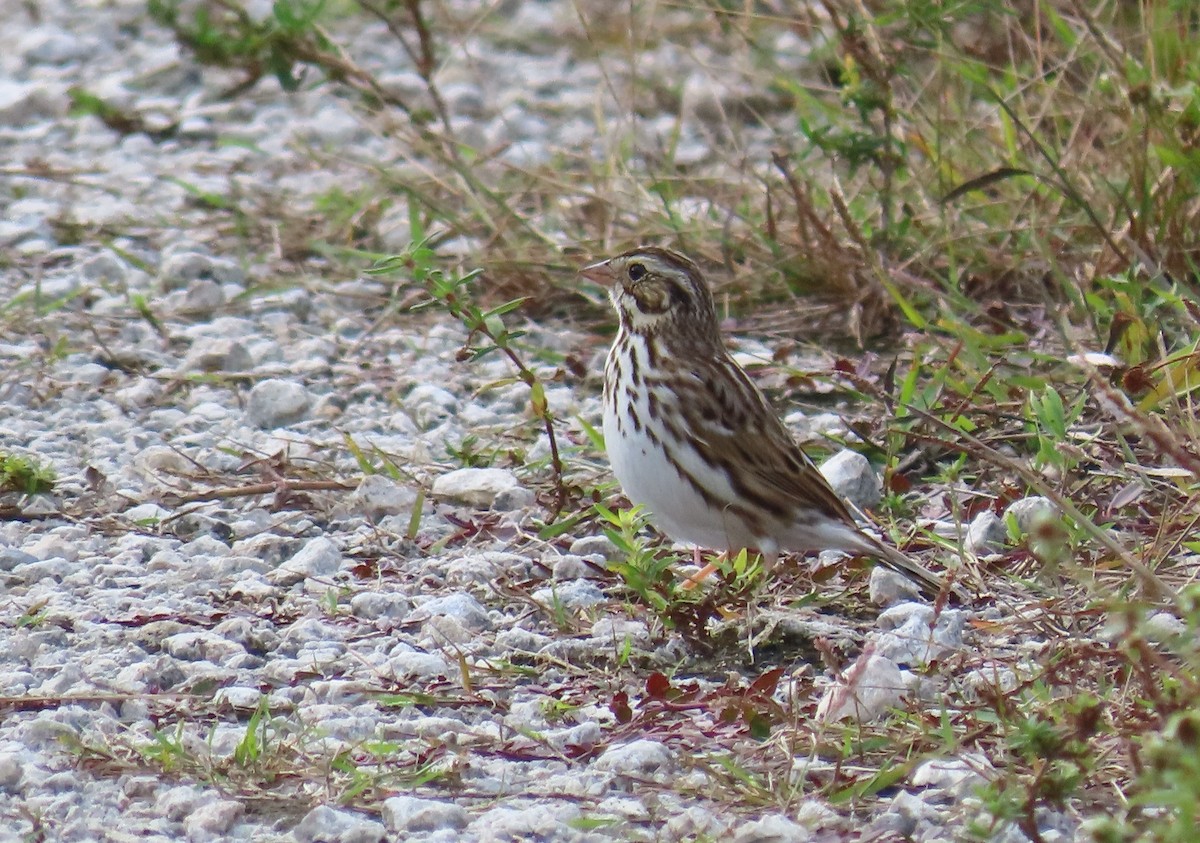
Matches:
[[859, 535, 967, 602]]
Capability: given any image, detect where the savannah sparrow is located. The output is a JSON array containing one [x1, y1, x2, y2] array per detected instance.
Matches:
[[581, 246, 951, 597]]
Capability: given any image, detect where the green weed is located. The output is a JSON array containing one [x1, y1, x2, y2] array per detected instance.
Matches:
[[0, 454, 55, 495]]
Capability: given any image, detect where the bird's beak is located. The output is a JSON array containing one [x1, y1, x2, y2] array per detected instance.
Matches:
[[579, 259, 615, 285]]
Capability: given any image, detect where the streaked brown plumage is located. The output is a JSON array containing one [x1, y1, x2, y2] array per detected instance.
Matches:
[[581, 246, 951, 597]]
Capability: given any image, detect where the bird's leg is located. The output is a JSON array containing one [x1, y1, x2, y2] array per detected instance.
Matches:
[[680, 547, 722, 590], [682, 547, 775, 592]]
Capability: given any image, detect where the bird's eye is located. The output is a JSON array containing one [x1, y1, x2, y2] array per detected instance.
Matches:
[[627, 263, 646, 282]]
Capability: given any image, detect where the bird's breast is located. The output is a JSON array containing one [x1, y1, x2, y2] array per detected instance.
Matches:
[[602, 340, 762, 550]]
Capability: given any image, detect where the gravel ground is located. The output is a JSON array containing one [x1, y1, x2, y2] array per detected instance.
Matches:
[[0, 2, 1075, 841]]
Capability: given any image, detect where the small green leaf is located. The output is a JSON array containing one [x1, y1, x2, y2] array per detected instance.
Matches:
[[406, 487, 425, 540], [485, 297, 528, 317], [832, 760, 913, 801], [1038, 386, 1067, 438], [482, 313, 507, 341], [537, 512, 587, 540], [567, 816, 620, 831], [529, 381, 547, 417], [576, 415, 605, 452]]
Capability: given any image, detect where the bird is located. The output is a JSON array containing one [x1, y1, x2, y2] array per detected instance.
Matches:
[[580, 246, 953, 598]]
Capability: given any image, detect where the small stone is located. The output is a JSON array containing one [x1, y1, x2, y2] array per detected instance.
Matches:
[[178, 115, 214, 138], [160, 251, 244, 290], [432, 467, 531, 510], [591, 618, 651, 645], [593, 739, 674, 775], [162, 631, 246, 663], [873, 603, 967, 665], [733, 814, 812, 843], [470, 805, 581, 841], [11, 556, 74, 583], [445, 552, 529, 586], [404, 383, 459, 429], [24, 534, 79, 562], [532, 580, 607, 610], [231, 534, 301, 568], [376, 205, 412, 253], [0, 548, 38, 572], [182, 338, 252, 373], [21, 28, 91, 65], [300, 104, 365, 145], [664, 807, 729, 839], [0, 79, 60, 125], [911, 753, 993, 799], [349, 592, 411, 621], [125, 503, 170, 524], [493, 483, 536, 511], [795, 801, 839, 829], [414, 593, 491, 631], [353, 475, 417, 522], [185, 798, 245, 837], [270, 537, 342, 585], [157, 785, 213, 822], [552, 554, 602, 580], [388, 650, 450, 679], [294, 805, 385, 843], [966, 510, 1007, 554], [20, 495, 61, 516], [246, 379, 311, 428], [180, 278, 226, 314], [568, 535, 619, 561], [868, 567, 922, 606], [136, 444, 194, 476], [554, 721, 602, 752], [382, 796, 469, 833], [70, 362, 112, 385], [1004, 496, 1057, 535], [1143, 611, 1186, 643], [0, 203, 53, 250], [819, 450, 882, 510], [816, 653, 907, 722], [892, 792, 936, 826], [169, 512, 232, 542], [277, 618, 343, 655], [78, 250, 129, 287], [215, 686, 263, 711], [0, 750, 27, 789], [963, 664, 1019, 699]]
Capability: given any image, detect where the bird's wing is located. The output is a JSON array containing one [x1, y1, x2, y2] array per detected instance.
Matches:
[[678, 354, 859, 527], [669, 353, 957, 598]]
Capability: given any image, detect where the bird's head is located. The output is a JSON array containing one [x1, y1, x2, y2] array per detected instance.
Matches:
[[580, 247, 720, 344]]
